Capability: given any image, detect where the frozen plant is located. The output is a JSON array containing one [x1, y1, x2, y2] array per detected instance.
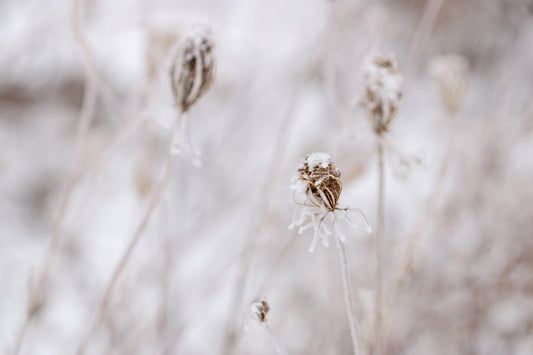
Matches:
[[359, 52, 403, 355], [249, 298, 271, 324], [170, 24, 216, 113], [169, 23, 216, 165], [360, 54, 403, 134], [289, 152, 370, 355], [289, 152, 371, 253], [247, 298, 288, 355], [75, 24, 217, 355]]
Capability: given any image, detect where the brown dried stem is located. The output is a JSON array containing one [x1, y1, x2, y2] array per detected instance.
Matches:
[[374, 138, 385, 355], [12, 0, 98, 353], [75, 119, 180, 355], [335, 234, 363, 355]]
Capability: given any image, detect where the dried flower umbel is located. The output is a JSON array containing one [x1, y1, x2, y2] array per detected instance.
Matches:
[[290, 153, 371, 253], [360, 54, 403, 134], [249, 298, 270, 324], [170, 25, 215, 113], [247, 299, 288, 355]]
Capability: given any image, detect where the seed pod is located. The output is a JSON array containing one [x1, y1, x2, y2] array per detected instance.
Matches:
[[294, 152, 342, 212], [360, 54, 403, 134], [169, 25, 215, 113], [249, 298, 270, 323]]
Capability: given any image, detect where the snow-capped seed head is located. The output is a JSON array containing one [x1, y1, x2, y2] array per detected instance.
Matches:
[[360, 53, 403, 134], [170, 24, 216, 113], [249, 298, 270, 323], [293, 152, 342, 212], [430, 54, 469, 115]]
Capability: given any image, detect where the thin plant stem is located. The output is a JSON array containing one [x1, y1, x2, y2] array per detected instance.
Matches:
[[405, 0, 444, 84], [384, 114, 459, 353], [335, 234, 362, 355], [264, 324, 289, 355], [157, 230, 171, 355], [75, 118, 181, 355], [402, 114, 458, 274], [12, 1, 99, 353], [220, 52, 320, 355], [12, 317, 29, 355], [374, 139, 385, 355]]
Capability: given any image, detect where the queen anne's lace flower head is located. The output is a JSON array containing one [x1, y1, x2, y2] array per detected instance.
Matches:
[[360, 54, 402, 134], [249, 298, 270, 324], [293, 152, 342, 212], [290, 153, 372, 253], [170, 24, 216, 113]]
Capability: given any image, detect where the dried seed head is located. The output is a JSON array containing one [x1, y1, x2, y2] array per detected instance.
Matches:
[[360, 53, 403, 134], [170, 24, 215, 113], [430, 54, 469, 115], [249, 298, 270, 323], [293, 152, 342, 212]]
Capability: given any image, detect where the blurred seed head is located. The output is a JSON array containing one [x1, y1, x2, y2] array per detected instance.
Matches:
[[360, 53, 403, 134], [170, 24, 216, 113], [292, 152, 342, 212], [249, 298, 270, 324], [430, 54, 469, 115]]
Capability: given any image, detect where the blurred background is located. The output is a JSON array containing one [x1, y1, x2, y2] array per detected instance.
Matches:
[[1, 0, 533, 354]]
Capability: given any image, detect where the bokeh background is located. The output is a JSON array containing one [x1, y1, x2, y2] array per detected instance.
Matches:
[[1, 0, 533, 354]]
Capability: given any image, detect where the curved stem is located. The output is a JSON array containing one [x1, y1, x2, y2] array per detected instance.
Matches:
[[374, 139, 385, 355], [335, 235, 362, 355], [264, 324, 289, 355], [405, 0, 444, 84], [75, 120, 180, 355], [12, 1, 99, 353]]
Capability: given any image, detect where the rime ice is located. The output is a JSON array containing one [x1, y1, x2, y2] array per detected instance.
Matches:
[[290, 153, 372, 252], [360, 53, 403, 133]]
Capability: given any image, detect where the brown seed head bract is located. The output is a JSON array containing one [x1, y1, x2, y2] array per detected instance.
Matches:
[[170, 24, 216, 113], [294, 152, 342, 212]]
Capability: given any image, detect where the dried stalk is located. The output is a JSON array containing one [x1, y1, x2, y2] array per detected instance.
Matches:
[[335, 234, 362, 355], [75, 119, 180, 355], [12, 0, 98, 353], [264, 324, 289, 355], [374, 139, 385, 355], [405, 0, 444, 83]]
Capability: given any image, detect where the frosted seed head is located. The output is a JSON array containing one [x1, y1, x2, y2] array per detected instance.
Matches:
[[293, 152, 342, 212], [430, 54, 469, 115], [249, 298, 270, 323], [170, 24, 216, 113], [360, 53, 403, 134]]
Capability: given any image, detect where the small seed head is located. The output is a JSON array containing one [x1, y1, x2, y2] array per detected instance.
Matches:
[[360, 53, 403, 134], [293, 152, 342, 212], [249, 298, 270, 323], [170, 24, 215, 113]]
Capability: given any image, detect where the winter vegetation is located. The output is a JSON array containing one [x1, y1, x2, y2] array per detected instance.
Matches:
[[1, 0, 533, 354]]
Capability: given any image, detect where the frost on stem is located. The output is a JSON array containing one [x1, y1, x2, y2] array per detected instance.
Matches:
[[289, 153, 372, 253], [360, 54, 403, 134], [170, 24, 215, 113]]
